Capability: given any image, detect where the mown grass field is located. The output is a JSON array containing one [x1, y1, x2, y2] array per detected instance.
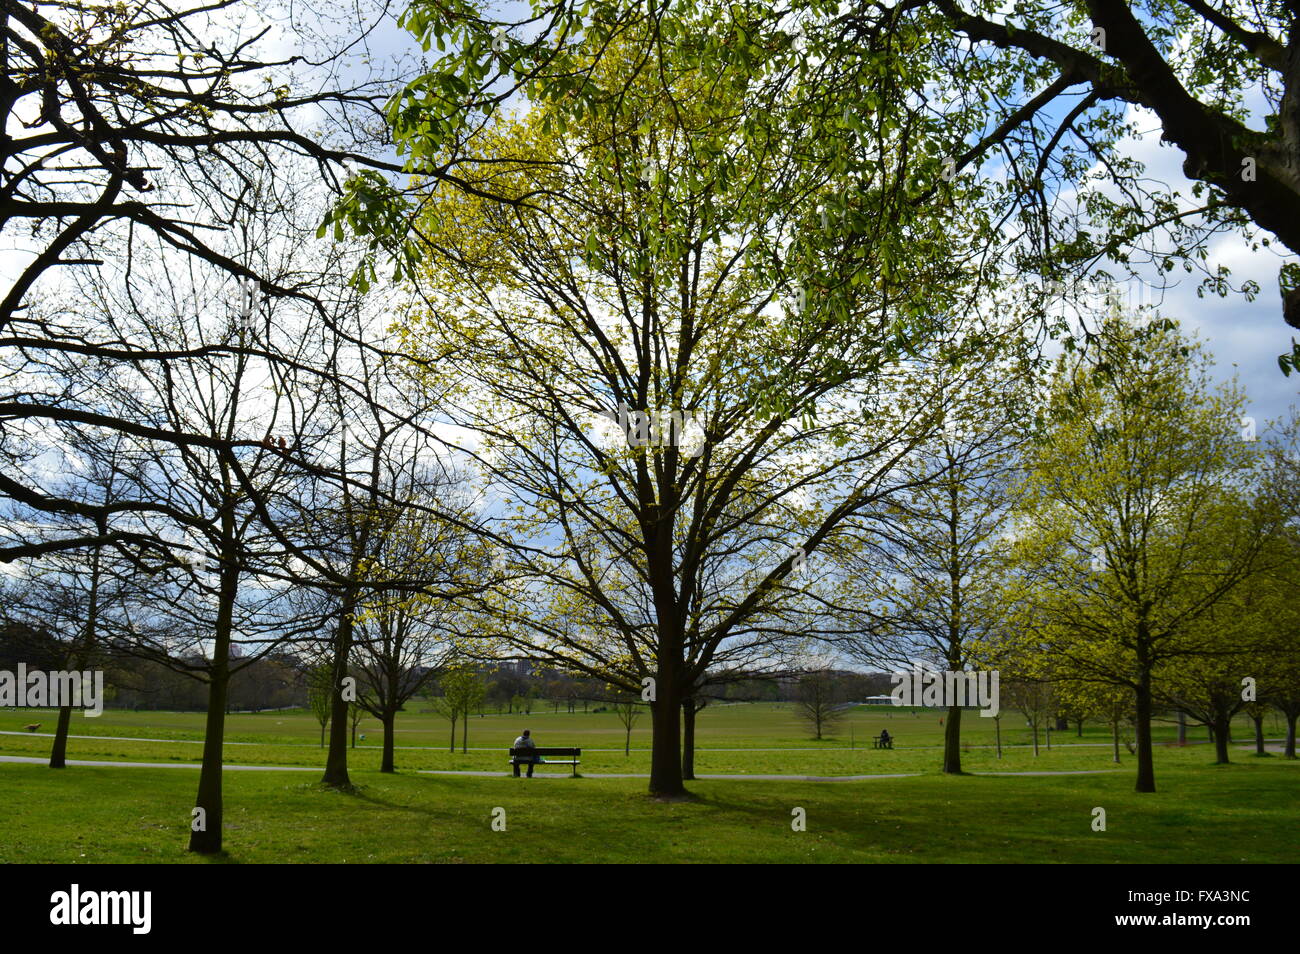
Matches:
[[2, 703, 1294, 863], [1, 761, 1295, 863], [0, 702, 1287, 774]]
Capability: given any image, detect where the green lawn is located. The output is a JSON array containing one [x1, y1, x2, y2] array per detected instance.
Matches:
[[0, 702, 1287, 776], [0, 759, 1294, 863], [3, 703, 1293, 863]]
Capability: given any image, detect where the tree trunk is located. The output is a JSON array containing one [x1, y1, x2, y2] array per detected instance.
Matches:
[[188, 541, 238, 854], [49, 704, 74, 769], [681, 700, 696, 780], [1177, 708, 1187, 745], [994, 716, 1001, 758], [1284, 710, 1297, 759], [320, 585, 358, 789], [1054, 715, 1068, 731], [51, 544, 101, 768], [1252, 714, 1266, 755], [449, 714, 456, 753], [1076, 718, 1083, 738], [1134, 667, 1156, 792], [189, 659, 230, 854], [942, 704, 962, 774], [1213, 712, 1231, 764], [648, 671, 685, 797], [381, 713, 396, 773], [1112, 720, 1120, 763], [461, 710, 468, 754]]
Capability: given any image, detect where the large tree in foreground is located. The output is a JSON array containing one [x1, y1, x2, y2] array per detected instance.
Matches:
[[398, 18, 984, 796]]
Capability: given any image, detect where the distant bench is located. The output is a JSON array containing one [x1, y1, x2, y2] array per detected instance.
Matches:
[[509, 746, 581, 777], [873, 734, 894, 750]]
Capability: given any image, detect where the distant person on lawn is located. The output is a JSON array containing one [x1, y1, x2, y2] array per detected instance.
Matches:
[[512, 729, 540, 778]]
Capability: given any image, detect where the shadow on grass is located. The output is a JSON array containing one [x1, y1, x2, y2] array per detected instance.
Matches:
[[192, 849, 241, 864]]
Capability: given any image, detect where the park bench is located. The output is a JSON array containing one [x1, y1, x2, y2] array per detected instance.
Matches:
[[509, 746, 581, 777], [873, 734, 894, 750]]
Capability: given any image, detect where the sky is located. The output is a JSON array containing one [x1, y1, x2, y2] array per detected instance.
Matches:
[[1091, 106, 1300, 433]]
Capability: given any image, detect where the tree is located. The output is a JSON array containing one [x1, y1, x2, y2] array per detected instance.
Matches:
[[832, 332, 1034, 774], [1243, 699, 1273, 757], [0, 533, 128, 767], [348, 700, 365, 750], [1004, 676, 1055, 757], [1259, 427, 1300, 758], [396, 15, 985, 798], [1, 429, 143, 767], [0, 0, 407, 563], [308, 663, 333, 749], [1268, 663, 1300, 760], [795, 670, 846, 741], [0, 0, 502, 853], [1056, 677, 1134, 765], [681, 689, 714, 782], [1161, 608, 1271, 765], [346, 464, 482, 772], [1003, 315, 1282, 791], [436, 668, 486, 754], [4, 157, 413, 857], [609, 688, 644, 757], [1200, 514, 1300, 760]]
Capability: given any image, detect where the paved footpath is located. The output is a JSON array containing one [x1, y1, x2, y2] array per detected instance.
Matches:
[[418, 769, 1123, 780], [419, 769, 925, 780], [0, 755, 316, 771]]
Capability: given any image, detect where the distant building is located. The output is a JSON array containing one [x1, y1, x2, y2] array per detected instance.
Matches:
[[498, 659, 534, 677]]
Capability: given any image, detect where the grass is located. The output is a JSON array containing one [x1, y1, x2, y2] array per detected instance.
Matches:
[[3, 702, 1293, 863], [0, 702, 1284, 775], [0, 759, 1294, 863]]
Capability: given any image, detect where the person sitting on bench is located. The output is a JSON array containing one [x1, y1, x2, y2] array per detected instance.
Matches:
[[878, 728, 891, 747], [512, 729, 540, 777]]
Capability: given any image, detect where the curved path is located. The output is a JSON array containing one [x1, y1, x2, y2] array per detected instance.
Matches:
[[0, 755, 316, 771]]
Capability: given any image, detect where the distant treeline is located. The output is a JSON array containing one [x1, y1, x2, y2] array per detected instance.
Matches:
[[0, 620, 892, 714]]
